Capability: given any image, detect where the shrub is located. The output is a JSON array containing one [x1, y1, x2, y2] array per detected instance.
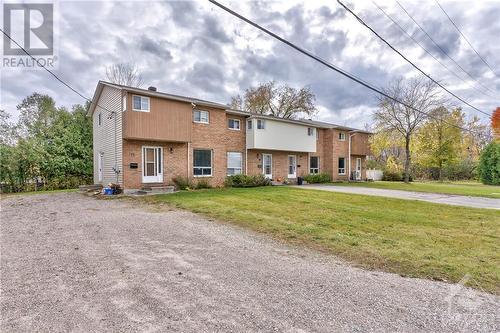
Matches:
[[193, 178, 212, 189], [302, 173, 331, 183], [478, 142, 500, 185], [382, 170, 402, 181], [172, 176, 192, 190], [225, 174, 271, 187]]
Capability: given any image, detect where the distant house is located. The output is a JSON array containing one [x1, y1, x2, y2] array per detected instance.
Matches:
[[88, 81, 371, 190]]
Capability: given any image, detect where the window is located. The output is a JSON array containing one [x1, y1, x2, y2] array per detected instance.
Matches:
[[307, 127, 314, 136], [98, 112, 102, 126], [247, 119, 253, 130], [227, 152, 242, 175], [338, 132, 346, 141], [193, 110, 209, 124], [193, 149, 212, 176], [310, 156, 319, 174], [338, 157, 346, 175], [228, 118, 240, 130], [132, 95, 150, 112], [257, 119, 265, 129], [122, 94, 127, 112]]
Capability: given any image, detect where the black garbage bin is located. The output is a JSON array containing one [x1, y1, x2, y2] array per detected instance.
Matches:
[[297, 177, 303, 185]]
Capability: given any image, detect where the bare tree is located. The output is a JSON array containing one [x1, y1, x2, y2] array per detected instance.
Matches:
[[232, 81, 316, 119], [375, 77, 444, 183], [105, 63, 144, 87]]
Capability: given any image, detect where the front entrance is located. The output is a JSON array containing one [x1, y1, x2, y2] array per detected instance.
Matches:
[[355, 157, 362, 180], [142, 146, 163, 183], [288, 155, 297, 178], [263, 153, 272, 179]]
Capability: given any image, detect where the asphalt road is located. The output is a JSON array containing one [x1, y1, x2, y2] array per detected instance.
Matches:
[[1, 192, 498, 332], [297, 184, 500, 210]]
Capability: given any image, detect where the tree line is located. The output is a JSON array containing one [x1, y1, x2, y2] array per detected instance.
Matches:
[[0, 93, 92, 192]]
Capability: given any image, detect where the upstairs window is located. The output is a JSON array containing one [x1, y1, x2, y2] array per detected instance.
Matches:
[[193, 110, 209, 124], [307, 127, 314, 136], [257, 119, 265, 129], [132, 95, 150, 112], [310, 156, 319, 174], [227, 152, 243, 175], [193, 149, 212, 176], [247, 119, 253, 130], [338, 157, 346, 175], [338, 132, 346, 141], [228, 118, 240, 130]]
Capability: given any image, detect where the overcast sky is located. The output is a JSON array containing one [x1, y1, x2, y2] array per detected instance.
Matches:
[[1, 0, 499, 128]]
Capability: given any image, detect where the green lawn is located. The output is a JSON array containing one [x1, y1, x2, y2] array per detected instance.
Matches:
[[330, 181, 500, 198], [147, 187, 500, 294]]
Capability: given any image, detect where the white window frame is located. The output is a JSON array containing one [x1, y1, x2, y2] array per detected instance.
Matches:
[[97, 112, 102, 127], [310, 156, 319, 174], [247, 119, 253, 130], [227, 152, 243, 175], [132, 95, 150, 112], [257, 119, 265, 130], [339, 132, 346, 141], [193, 149, 212, 177], [228, 118, 241, 130], [193, 110, 210, 124], [338, 157, 346, 175], [307, 127, 314, 136]]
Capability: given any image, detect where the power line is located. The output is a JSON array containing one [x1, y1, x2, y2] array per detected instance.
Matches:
[[370, 0, 496, 100], [337, 0, 491, 117], [207, 0, 483, 135], [435, 0, 498, 79], [0, 28, 116, 117], [395, 0, 497, 96]]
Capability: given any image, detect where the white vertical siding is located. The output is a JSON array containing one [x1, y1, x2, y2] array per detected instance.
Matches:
[[92, 85, 123, 185]]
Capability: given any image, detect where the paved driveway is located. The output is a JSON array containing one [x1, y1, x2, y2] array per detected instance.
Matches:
[[297, 184, 500, 210], [1, 193, 498, 332]]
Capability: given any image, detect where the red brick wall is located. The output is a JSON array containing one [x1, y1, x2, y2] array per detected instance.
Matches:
[[247, 149, 309, 181]]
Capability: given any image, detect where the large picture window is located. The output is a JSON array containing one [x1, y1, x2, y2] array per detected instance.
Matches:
[[310, 156, 319, 174], [227, 152, 242, 175], [338, 157, 346, 175], [193, 149, 212, 176]]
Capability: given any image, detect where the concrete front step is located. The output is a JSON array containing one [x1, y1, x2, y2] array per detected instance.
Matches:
[[140, 185, 175, 193]]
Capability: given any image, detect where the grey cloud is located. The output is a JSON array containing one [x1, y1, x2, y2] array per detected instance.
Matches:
[[183, 62, 226, 95], [139, 36, 173, 61]]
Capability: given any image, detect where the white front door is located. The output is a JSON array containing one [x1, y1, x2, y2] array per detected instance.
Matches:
[[98, 153, 103, 182], [288, 155, 297, 178], [263, 154, 272, 179], [355, 157, 362, 180], [142, 147, 163, 183]]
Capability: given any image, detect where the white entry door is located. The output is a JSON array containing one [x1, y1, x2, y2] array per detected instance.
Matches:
[[98, 152, 103, 182], [142, 147, 163, 183], [355, 157, 362, 180], [288, 155, 297, 178], [263, 154, 272, 179]]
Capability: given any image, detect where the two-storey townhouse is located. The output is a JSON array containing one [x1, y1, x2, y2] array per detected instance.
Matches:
[[88, 81, 371, 191]]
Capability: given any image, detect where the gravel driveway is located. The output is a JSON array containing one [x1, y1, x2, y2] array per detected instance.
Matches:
[[1, 192, 498, 332]]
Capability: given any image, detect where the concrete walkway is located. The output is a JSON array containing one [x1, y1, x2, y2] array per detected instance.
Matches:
[[297, 184, 500, 210]]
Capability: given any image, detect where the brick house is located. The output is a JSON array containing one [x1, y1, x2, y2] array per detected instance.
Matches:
[[88, 81, 371, 190]]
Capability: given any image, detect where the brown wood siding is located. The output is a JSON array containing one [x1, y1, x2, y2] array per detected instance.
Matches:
[[123, 93, 192, 142], [351, 133, 371, 156]]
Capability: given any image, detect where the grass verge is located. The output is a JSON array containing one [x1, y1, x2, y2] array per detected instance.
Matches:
[[146, 187, 500, 294], [329, 181, 500, 198]]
